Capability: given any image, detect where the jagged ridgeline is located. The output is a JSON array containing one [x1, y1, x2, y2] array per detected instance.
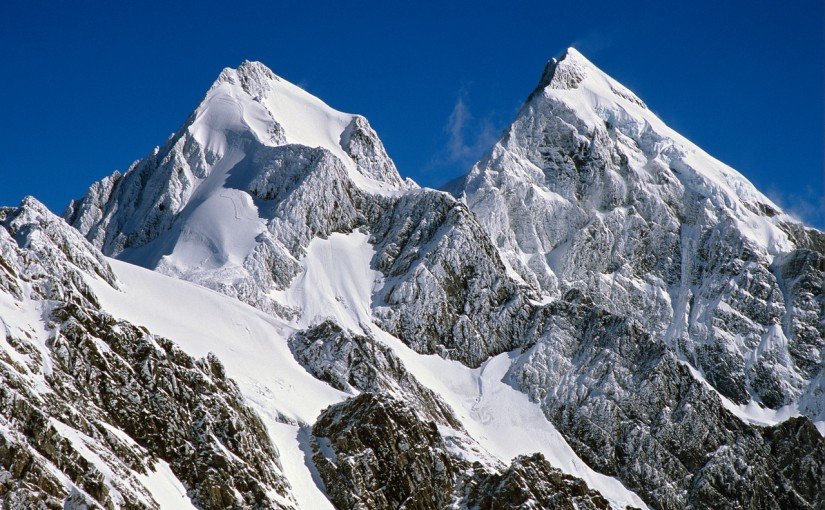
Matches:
[[0, 49, 820, 509]]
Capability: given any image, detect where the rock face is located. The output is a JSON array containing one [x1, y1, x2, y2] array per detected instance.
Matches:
[[289, 321, 461, 428], [311, 393, 458, 510], [368, 190, 534, 366], [0, 198, 294, 509], [466, 454, 611, 510], [508, 293, 824, 509], [311, 393, 612, 510], [450, 48, 825, 509]]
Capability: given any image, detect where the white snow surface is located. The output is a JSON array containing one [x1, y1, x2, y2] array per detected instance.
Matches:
[[278, 230, 378, 332], [151, 148, 266, 276], [203, 61, 403, 195], [209, 62, 353, 167], [136, 461, 198, 510], [256, 74, 354, 168], [109, 60, 408, 316]]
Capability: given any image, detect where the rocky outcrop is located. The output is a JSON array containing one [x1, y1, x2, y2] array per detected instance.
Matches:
[[370, 190, 535, 366], [311, 393, 613, 510], [465, 453, 612, 510], [289, 321, 461, 428], [311, 393, 458, 509], [340, 115, 407, 188], [51, 303, 292, 509], [2, 196, 117, 307]]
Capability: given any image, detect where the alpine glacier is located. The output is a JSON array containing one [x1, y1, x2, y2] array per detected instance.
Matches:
[[0, 49, 821, 509]]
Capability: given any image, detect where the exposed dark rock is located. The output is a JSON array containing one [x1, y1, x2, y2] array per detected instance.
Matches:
[[466, 453, 612, 510], [311, 393, 457, 510], [510, 299, 825, 510], [369, 190, 536, 367], [311, 393, 614, 510], [289, 321, 461, 428]]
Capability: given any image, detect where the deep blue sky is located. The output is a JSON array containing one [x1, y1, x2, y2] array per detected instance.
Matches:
[[2, 1, 823, 227]]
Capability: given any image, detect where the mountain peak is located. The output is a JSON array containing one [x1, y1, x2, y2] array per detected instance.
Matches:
[[237, 59, 274, 76], [535, 47, 590, 91], [203, 60, 358, 170], [534, 47, 647, 109], [213, 59, 278, 93], [189, 59, 406, 191]]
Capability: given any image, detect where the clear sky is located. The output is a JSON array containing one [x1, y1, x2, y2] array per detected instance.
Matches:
[[1, 1, 823, 227]]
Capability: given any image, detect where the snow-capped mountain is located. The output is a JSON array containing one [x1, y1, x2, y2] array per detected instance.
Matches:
[[451, 47, 824, 423], [0, 50, 821, 509], [449, 48, 825, 507]]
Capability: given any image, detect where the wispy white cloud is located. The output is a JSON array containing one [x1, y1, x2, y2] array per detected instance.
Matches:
[[766, 184, 825, 229], [569, 30, 614, 56], [439, 92, 500, 167]]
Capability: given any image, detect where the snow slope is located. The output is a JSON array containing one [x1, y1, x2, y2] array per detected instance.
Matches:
[[200, 61, 390, 189], [90, 259, 344, 509], [278, 231, 378, 332], [88, 234, 646, 510]]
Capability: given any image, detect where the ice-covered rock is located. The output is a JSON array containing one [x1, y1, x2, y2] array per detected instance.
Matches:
[[452, 47, 824, 416], [66, 61, 533, 366]]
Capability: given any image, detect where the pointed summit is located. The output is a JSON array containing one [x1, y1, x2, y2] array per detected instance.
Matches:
[[531, 47, 647, 109], [190, 60, 406, 190], [212, 60, 278, 96], [153, 59, 404, 195], [535, 47, 590, 90]]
